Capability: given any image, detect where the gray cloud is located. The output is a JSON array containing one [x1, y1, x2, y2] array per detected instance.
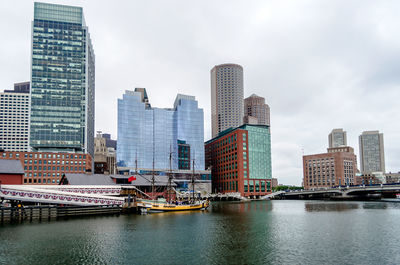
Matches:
[[1, 0, 399, 185]]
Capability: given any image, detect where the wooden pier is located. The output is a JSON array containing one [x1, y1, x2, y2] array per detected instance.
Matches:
[[0, 205, 121, 224]]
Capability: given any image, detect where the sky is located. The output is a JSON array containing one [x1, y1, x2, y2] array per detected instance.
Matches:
[[1, 0, 400, 186]]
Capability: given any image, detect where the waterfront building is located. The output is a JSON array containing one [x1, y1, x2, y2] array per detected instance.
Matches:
[[243, 94, 270, 126], [117, 89, 204, 171], [359, 131, 385, 174], [0, 82, 30, 151], [61, 173, 211, 195], [328, 128, 347, 148], [94, 132, 116, 174], [205, 124, 272, 198], [384, 172, 400, 184], [30, 2, 95, 156], [360, 173, 385, 185], [303, 146, 358, 189], [271, 178, 278, 188], [1, 151, 92, 184], [0, 159, 25, 185], [211, 63, 244, 138]]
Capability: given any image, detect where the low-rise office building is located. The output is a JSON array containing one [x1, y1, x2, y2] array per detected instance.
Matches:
[[1, 151, 92, 184], [205, 124, 272, 198], [303, 146, 358, 189]]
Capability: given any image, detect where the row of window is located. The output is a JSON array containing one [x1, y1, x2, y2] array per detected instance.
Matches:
[[24, 178, 58, 184], [25, 166, 84, 172], [2, 152, 87, 160]]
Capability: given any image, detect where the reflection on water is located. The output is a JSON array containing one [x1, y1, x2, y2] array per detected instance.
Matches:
[[1, 200, 400, 265], [305, 201, 359, 212]]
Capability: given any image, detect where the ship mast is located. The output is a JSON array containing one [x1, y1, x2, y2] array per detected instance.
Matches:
[[152, 158, 155, 200], [167, 146, 173, 203], [135, 151, 138, 175], [151, 115, 155, 200], [192, 160, 195, 202]]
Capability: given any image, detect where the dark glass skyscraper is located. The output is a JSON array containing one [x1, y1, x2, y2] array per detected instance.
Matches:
[[30, 2, 95, 156]]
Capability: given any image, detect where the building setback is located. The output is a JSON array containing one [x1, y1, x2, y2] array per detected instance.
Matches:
[[30, 2, 95, 157], [205, 124, 272, 198], [211, 64, 244, 138], [303, 146, 358, 189], [0, 82, 30, 151], [328, 128, 347, 148], [359, 131, 385, 174], [1, 151, 92, 184], [243, 94, 270, 126], [117, 89, 205, 171]]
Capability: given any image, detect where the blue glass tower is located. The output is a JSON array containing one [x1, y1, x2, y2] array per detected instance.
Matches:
[[30, 2, 95, 156], [117, 89, 205, 171]]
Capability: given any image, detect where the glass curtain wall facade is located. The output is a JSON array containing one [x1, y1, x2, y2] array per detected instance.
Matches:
[[117, 90, 204, 171], [30, 2, 95, 157], [244, 125, 272, 181]]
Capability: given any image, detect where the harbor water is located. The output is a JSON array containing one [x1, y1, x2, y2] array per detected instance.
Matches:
[[1, 200, 400, 265]]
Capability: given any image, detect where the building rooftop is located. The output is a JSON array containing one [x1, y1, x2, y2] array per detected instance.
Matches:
[[205, 124, 269, 144], [62, 173, 175, 186], [0, 159, 25, 175]]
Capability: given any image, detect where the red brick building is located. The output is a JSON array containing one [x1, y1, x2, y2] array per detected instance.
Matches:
[[1, 151, 92, 184], [205, 125, 272, 198], [303, 146, 358, 189], [0, 159, 25, 184]]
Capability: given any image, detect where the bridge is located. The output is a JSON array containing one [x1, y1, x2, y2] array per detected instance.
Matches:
[[261, 191, 285, 200], [282, 184, 400, 200], [0, 185, 125, 206], [209, 192, 249, 201]]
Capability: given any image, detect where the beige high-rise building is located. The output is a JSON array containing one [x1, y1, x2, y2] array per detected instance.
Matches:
[[243, 94, 270, 126], [211, 63, 244, 138], [94, 132, 116, 174], [329, 128, 347, 148], [359, 131, 385, 174]]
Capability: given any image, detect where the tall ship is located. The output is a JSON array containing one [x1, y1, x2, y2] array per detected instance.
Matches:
[[136, 154, 209, 213]]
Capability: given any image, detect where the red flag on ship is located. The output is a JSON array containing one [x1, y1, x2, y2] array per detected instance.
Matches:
[[128, 176, 137, 182]]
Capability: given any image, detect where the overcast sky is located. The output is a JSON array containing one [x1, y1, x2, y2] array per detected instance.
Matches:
[[1, 0, 399, 185]]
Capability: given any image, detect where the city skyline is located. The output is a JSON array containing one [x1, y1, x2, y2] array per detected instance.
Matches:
[[1, 0, 400, 185]]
